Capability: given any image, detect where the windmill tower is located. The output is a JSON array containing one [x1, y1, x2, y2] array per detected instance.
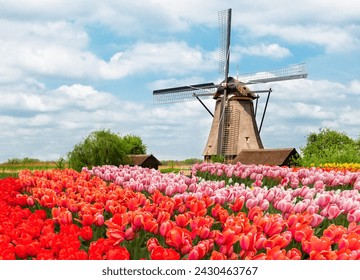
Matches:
[[153, 9, 307, 162]]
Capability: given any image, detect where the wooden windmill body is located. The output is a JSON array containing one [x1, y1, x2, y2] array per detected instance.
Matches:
[[153, 9, 307, 163], [203, 80, 264, 161]]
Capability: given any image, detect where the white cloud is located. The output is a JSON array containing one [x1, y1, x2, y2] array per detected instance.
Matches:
[[253, 24, 360, 53], [100, 41, 217, 79], [349, 80, 360, 94], [235, 43, 291, 59]]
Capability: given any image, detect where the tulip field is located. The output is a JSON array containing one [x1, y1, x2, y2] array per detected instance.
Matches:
[[0, 162, 360, 260]]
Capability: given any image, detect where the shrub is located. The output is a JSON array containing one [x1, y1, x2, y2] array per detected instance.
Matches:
[[298, 128, 360, 166], [67, 129, 130, 171]]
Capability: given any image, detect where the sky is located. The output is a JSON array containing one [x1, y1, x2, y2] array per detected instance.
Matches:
[[0, 0, 359, 163]]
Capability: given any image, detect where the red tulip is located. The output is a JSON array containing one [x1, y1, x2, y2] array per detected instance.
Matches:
[[239, 233, 253, 251], [248, 206, 263, 221], [246, 253, 266, 260], [215, 228, 238, 246], [188, 241, 209, 260], [80, 226, 93, 241], [198, 226, 211, 239], [156, 211, 170, 224], [323, 224, 346, 243], [266, 246, 287, 260], [210, 251, 227, 260], [132, 213, 143, 229], [59, 210, 72, 225], [81, 213, 94, 226], [106, 229, 125, 245], [143, 217, 158, 234], [175, 213, 190, 227], [14, 244, 28, 259], [286, 248, 302, 260], [106, 246, 130, 260], [230, 198, 244, 212], [263, 219, 284, 236], [166, 226, 192, 252], [151, 246, 180, 260], [310, 250, 337, 260], [40, 194, 57, 208], [188, 199, 207, 216], [292, 224, 313, 243], [302, 236, 332, 254], [211, 203, 223, 219], [338, 232, 360, 251], [159, 220, 175, 237], [264, 234, 290, 249], [147, 237, 160, 253]]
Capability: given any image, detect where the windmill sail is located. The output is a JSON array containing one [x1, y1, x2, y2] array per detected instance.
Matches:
[[217, 8, 232, 156], [153, 83, 218, 104], [239, 63, 308, 84], [218, 9, 232, 77]]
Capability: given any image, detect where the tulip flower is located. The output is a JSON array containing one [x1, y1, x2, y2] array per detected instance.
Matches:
[[80, 226, 93, 241], [210, 251, 227, 260], [150, 246, 180, 260], [347, 208, 360, 223]]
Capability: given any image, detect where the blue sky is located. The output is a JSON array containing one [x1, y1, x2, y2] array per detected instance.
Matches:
[[0, 0, 359, 162]]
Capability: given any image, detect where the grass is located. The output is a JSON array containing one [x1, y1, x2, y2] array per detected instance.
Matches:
[[0, 162, 59, 179]]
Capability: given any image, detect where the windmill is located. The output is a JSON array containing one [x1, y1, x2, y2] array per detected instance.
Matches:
[[153, 8, 307, 162]]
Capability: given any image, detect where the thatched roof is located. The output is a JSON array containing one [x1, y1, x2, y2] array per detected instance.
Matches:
[[232, 148, 299, 166]]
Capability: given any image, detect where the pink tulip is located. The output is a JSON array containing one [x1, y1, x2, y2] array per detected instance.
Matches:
[[260, 199, 269, 211], [293, 201, 307, 213], [253, 179, 263, 187], [340, 199, 356, 212], [264, 190, 275, 202], [347, 209, 360, 223], [165, 185, 175, 196], [27, 196, 35, 207], [94, 213, 105, 226], [246, 198, 258, 209], [317, 194, 332, 207], [321, 204, 343, 219], [306, 204, 319, 214], [313, 180, 325, 189], [276, 200, 293, 213], [354, 180, 360, 191], [310, 214, 324, 227]]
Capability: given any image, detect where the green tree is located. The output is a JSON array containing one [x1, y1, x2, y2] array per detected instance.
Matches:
[[67, 129, 130, 171], [298, 128, 360, 166], [123, 134, 147, 154]]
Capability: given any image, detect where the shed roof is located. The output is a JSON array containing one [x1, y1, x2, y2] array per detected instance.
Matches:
[[232, 148, 299, 166], [128, 154, 162, 166]]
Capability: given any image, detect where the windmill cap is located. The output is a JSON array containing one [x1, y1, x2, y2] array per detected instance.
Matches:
[[214, 77, 257, 99]]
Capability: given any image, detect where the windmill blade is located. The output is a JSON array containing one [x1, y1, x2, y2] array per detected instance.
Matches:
[[217, 8, 231, 157], [153, 83, 218, 104], [218, 9, 232, 78], [238, 63, 308, 84]]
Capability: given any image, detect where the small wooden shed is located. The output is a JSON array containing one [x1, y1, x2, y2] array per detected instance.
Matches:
[[232, 148, 299, 167], [128, 154, 162, 170]]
